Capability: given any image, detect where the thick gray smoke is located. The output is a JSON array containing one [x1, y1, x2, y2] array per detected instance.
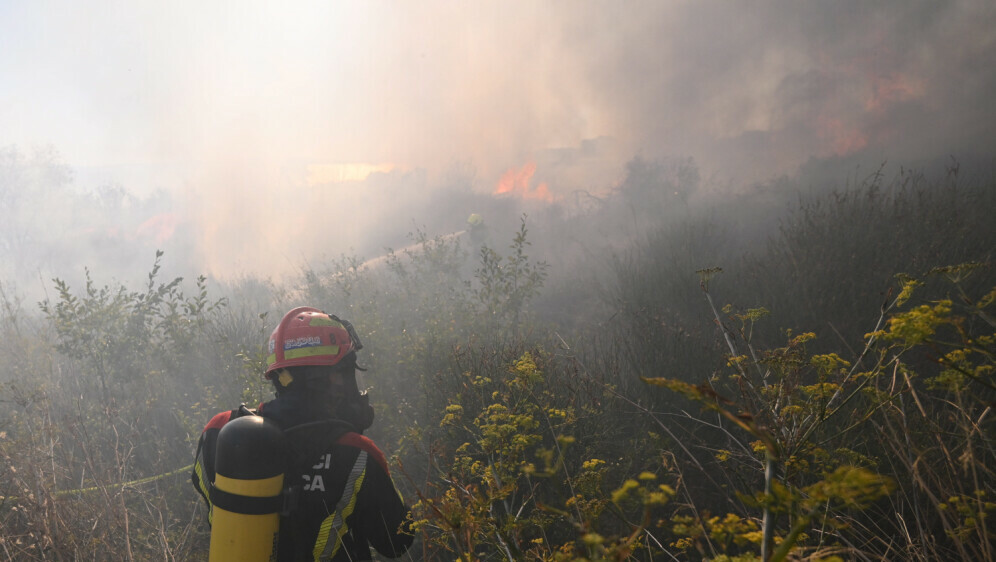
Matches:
[[1, 1, 993, 288]]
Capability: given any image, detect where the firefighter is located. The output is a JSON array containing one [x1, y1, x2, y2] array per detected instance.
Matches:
[[466, 212, 488, 248], [192, 306, 413, 561]]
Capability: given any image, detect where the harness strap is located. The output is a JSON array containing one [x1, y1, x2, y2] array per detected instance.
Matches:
[[313, 450, 368, 561]]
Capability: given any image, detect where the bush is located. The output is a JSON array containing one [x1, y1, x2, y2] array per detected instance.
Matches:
[[0, 252, 229, 560]]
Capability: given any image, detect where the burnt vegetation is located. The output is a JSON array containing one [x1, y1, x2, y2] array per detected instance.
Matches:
[[1, 156, 994, 560]]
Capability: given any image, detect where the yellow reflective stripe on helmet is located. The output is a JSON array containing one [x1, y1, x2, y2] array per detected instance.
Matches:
[[284, 345, 341, 361], [313, 451, 367, 561]]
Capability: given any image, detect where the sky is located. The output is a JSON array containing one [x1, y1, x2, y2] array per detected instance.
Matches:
[[1, 0, 994, 284]]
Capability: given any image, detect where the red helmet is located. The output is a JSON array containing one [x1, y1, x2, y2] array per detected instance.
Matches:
[[264, 307, 363, 378]]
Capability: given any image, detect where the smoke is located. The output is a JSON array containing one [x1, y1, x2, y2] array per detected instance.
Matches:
[[553, 0, 996, 183], [1, 1, 994, 285]]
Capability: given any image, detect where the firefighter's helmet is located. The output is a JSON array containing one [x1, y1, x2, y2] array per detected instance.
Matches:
[[264, 307, 363, 379]]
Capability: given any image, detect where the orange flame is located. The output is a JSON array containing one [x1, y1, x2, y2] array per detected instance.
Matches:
[[136, 213, 180, 244], [865, 72, 924, 112], [816, 117, 868, 156], [494, 162, 553, 202]]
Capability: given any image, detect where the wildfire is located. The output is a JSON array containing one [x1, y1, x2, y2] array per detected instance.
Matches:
[[816, 116, 868, 156], [493, 162, 553, 203], [306, 163, 395, 185], [865, 72, 924, 113], [136, 213, 181, 244]]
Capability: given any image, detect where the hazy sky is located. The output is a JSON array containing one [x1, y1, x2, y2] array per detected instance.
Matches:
[[2, 0, 994, 281]]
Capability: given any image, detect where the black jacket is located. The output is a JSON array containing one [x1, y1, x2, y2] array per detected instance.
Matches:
[[192, 394, 413, 561]]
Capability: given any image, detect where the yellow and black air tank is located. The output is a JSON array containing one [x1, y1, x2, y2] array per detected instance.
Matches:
[[209, 415, 285, 562]]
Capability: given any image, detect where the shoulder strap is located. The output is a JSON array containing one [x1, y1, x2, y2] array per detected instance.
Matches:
[[281, 419, 356, 474], [276, 419, 356, 518]]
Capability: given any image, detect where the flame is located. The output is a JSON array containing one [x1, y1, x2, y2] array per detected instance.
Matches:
[[816, 117, 868, 156], [493, 162, 553, 202], [306, 163, 395, 185], [865, 72, 924, 112], [136, 213, 180, 244]]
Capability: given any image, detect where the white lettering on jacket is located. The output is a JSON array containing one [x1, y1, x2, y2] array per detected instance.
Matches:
[[302, 474, 326, 492], [301, 453, 333, 492]]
